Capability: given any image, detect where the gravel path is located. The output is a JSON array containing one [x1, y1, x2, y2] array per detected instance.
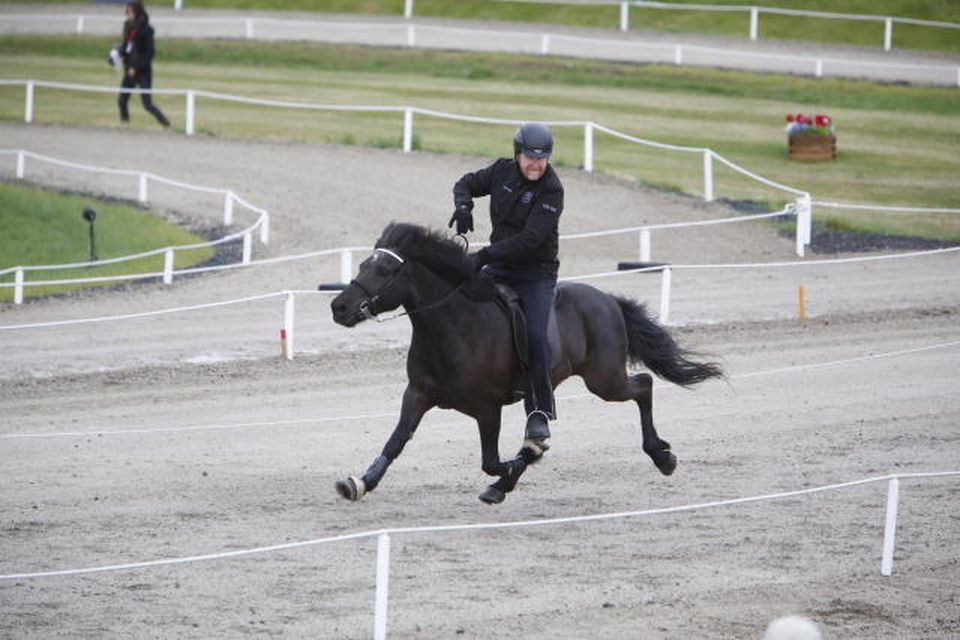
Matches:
[[1, 122, 959, 638]]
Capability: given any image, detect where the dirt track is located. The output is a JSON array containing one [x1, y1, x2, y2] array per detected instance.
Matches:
[[1, 123, 959, 639]]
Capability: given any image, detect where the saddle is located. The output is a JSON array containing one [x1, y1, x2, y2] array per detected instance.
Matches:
[[493, 284, 529, 371]]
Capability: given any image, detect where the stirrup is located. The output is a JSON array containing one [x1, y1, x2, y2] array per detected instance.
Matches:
[[524, 410, 551, 442]]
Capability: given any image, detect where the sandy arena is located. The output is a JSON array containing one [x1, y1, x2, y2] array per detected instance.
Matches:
[[1, 123, 958, 639]]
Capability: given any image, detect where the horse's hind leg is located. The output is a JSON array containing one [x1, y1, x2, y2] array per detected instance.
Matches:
[[584, 369, 676, 476], [631, 373, 676, 475], [477, 408, 528, 504]]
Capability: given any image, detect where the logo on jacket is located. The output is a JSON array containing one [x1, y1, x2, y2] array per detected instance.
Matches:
[[521, 191, 534, 204]]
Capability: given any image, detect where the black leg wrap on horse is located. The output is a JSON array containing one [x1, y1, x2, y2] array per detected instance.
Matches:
[[361, 455, 390, 491]]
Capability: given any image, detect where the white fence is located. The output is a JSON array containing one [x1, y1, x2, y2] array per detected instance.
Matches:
[[137, 0, 960, 54], [0, 149, 270, 304], [3, 144, 958, 310], [1, 13, 958, 86], [506, 0, 960, 52], [0, 468, 956, 640]]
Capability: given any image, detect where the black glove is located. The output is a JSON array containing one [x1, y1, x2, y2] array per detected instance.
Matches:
[[448, 203, 474, 235]]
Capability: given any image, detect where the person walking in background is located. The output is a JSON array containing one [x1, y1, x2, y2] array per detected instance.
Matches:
[[115, 1, 170, 127]]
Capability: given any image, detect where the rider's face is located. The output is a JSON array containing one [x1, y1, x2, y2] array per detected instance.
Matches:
[[518, 153, 548, 181]]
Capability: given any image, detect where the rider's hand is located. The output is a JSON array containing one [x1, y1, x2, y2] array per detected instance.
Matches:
[[448, 203, 474, 235]]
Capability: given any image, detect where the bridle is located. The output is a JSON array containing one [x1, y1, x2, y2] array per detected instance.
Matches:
[[350, 245, 469, 323]]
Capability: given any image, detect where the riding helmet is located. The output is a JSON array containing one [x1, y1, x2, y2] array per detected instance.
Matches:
[[513, 122, 553, 159]]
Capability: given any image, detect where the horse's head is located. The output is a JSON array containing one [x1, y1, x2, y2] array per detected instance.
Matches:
[[331, 222, 494, 326], [330, 246, 408, 327]]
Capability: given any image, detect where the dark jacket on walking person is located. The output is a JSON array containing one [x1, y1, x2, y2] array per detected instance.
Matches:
[[116, 1, 170, 127], [450, 122, 563, 447]]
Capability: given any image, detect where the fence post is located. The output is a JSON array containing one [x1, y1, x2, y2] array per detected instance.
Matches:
[[14, 268, 24, 305], [619, 2, 629, 32], [374, 533, 391, 640], [245, 18, 255, 40], [749, 7, 759, 41], [540, 34, 550, 56], [659, 267, 672, 325], [883, 17, 893, 52], [402, 108, 414, 153], [185, 90, 195, 136], [639, 228, 651, 262], [881, 477, 900, 576], [802, 196, 812, 246], [815, 59, 824, 78], [259, 213, 270, 244], [223, 191, 234, 225], [407, 24, 416, 47], [138, 173, 148, 203], [340, 249, 353, 285], [174, 0, 183, 10], [283, 292, 295, 360], [242, 232, 252, 264], [76, 16, 85, 34], [25, 81, 34, 124], [793, 194, 811, 257], [583, 121, 594, 173], [702, 149, 714, 202], [163, 249, 174, 285], [16, 150, 25, 179], [404, 0, 414, 19], [674, 45, 683, 66]]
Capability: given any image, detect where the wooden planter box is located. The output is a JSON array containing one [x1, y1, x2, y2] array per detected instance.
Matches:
[[788, 133, 836, 161]]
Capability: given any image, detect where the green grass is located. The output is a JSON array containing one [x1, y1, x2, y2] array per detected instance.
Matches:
[[19, 0, 959, 53], [1, 36, 958, 242], [0, 182, 215, 301]]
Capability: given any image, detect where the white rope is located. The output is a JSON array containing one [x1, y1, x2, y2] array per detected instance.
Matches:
[[1, 471, 956, 580], [0, 291, 286, 330], [560, 207, 790, 240], [813, 201, 960, 214], [562, 245, 960, 281]]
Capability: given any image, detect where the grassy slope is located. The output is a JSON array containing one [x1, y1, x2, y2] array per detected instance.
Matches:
[[0, 36, 958, 241], [0, 182, 215, 301], [17, 0, 960, 52]]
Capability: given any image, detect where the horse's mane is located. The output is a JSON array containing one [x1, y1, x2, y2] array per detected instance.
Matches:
[[375, 222, 496, 301]]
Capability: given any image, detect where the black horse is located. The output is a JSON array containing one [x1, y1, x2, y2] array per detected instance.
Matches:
[[330, 223, 722, 504]]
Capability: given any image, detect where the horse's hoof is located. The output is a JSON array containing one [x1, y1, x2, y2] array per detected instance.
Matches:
[[479, 485, 506, 505], [521, 438, 549, 464], [657, 452, 677, 476], [335, 476, 367, 501]]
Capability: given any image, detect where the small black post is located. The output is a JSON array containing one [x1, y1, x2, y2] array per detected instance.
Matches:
[[82, 207, 98, 262]]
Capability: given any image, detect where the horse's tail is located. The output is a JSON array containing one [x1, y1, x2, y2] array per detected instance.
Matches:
[[614, 295, 724, 387]]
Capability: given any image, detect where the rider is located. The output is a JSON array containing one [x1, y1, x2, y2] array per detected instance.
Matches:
[[449, 122, 563, 450]]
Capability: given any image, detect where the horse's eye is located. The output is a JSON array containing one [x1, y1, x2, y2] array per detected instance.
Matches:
[[374, 262, 392, 277]]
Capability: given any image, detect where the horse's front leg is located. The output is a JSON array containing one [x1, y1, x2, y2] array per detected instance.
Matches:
[[335, 385, 434, 501], [477, 408, 528, 505]]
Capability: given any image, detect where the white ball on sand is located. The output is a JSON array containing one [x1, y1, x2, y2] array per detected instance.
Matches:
[[763, 615, 823, 640]]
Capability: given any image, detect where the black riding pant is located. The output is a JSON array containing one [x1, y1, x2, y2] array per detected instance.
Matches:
[[119, 67, 170, 127], [489, 264, 556, 420]]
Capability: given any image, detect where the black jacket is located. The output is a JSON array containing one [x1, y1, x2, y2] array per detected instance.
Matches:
[[453, 158, 563, 273], [120, 18, 156, 72]]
